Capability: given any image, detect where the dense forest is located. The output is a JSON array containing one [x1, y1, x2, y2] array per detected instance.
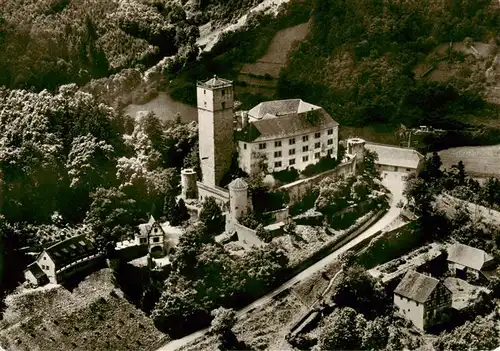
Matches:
[[278, 0, 500, 129]]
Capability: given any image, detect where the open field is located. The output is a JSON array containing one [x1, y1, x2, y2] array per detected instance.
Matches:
[[0, 269, 168, 351], [435, 145, 500, 176], [241, 21, 311, 78]]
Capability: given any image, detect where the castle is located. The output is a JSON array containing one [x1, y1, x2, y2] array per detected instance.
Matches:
[[178, 76, 345, 225]]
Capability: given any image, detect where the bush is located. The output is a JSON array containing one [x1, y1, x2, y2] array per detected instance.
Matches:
[[272, 167, 299, 184], [301, 155, 338, 177]]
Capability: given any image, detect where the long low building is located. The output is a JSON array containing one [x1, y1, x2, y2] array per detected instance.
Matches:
[[365, 142, 424, 174]]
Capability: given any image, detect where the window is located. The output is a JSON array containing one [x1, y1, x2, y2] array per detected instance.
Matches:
[[328, 129, 333, 135], [314, 132, 321, 139], [302, 135, 309, 142], [275, 141, 282, 147], [222, 89, 225, 96], [289, 138, 295, 145], [274, 161, 282, 168], [289, 159, 296, 165], [243, 143, 247, 150], [204, 89, 206, 94], [43, 257, 46, 260], [204, 101, 207, 107], [315, 152, 320, 159], [274, 151, 282, 158], [327, 149, 333, 155], [302, 145, 309, 152], [154, 228, 158, 233], [303, 155, 309, 162], [153, 237, 160, 243], [140, 238, 147, 244], [327, 139, 333, 145], [289, 149, 295, 155], [406, 168, 411, 172], [315, 142, 321, 149], [221, 102, 225, 109], [259, 143, 267, 150]]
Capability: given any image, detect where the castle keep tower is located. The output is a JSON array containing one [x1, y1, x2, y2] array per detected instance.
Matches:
[[229, 178, 249, 220], [347, 138, 366, 164], [197, 76, 235, 187]]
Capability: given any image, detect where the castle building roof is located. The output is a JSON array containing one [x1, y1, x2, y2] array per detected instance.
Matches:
[[394, 270, 440, 303], [447, 243, 495, 271], [238, 99, 338, 142], [365, 142, 424, 169]]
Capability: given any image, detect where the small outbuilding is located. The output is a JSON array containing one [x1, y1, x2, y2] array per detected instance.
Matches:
[[24, 262, 49, 286], [447, 243, 495, 280]]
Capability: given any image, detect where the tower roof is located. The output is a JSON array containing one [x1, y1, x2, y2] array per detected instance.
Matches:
[[229, 178, 248, 190], [197, 75, 232, 89]]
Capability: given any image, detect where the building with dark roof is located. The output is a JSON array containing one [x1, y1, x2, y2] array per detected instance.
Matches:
[[394, 270, 452, 330], [25, 234, 103, 285], [236, 99, 339, 174], [24, 262, 49, 286], [447, 243, 495, 280]]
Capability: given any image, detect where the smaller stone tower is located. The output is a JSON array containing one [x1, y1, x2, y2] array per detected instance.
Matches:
[[181, 168, 198, 199], [347, 138, 366, 164], [228, 178, 249, 221]]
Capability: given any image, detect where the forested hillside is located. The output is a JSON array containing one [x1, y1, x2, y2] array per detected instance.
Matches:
[[278, 0, 500, 129], [0, 0, 264, 91]]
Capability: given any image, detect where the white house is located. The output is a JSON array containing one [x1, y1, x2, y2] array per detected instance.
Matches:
[[447, 243, 495, 280], [236, 99, 339, 174], [394, 270, 452, 330], [24, 234, 102, 285]]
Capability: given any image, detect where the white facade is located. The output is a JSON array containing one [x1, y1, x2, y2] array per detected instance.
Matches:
[[228, 178, 249, 220], [394, 293, 425, 330], [238, 125, 339, 174], [197, 77, 234, 187], [37, 251, 57, 284]]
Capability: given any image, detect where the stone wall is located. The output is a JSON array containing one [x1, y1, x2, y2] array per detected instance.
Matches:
[[279, 158, 356, 204], [197, 181, 230, 208], [262, 207, 289, 223], [232, 221, 264, 247]]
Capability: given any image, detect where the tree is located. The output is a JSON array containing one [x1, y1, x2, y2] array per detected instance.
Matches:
[[363, 149, 381, 179], [361, 317, 389, 350], [209, 307, 236, 335], [332, 264, 391, 319], [434, 314, 499, 351], [255, 224, 273, 243], [316, 307, 364, 351], [176, 198, 190, 224], [199, 197, 225, 235], [283, 217, 297, 235], [84, 187, 138, 250]]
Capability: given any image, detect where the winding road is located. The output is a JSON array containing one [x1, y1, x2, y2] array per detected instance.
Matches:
[[158, 171, 405, 351]]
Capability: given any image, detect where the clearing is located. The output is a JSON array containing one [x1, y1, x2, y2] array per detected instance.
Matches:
[[240, 21, 311, 78], [0, 269, 168, 351], [434, 145, 500, 177]]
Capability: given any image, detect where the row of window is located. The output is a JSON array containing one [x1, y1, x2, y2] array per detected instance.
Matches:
[[41, 264, 50, 270], [260, 138, 334, 151], [139, 237, 161, 244], [272, 149, 334, 168], [272, 141, 336, 157], [258, 129, 335, 150]]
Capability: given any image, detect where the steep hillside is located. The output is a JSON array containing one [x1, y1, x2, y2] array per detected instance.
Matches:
[[0, 269, 168, 351], [278, 0, 500, 131]]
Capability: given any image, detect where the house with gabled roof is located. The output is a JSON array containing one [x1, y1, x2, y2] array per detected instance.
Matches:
[[25, 234, 103, 285], [447, 243, 495, 280], [365, 142, 424, 175], [236, 99, 339, 174], [24, 262, 49, 286], [394, 270, 452, 330]]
